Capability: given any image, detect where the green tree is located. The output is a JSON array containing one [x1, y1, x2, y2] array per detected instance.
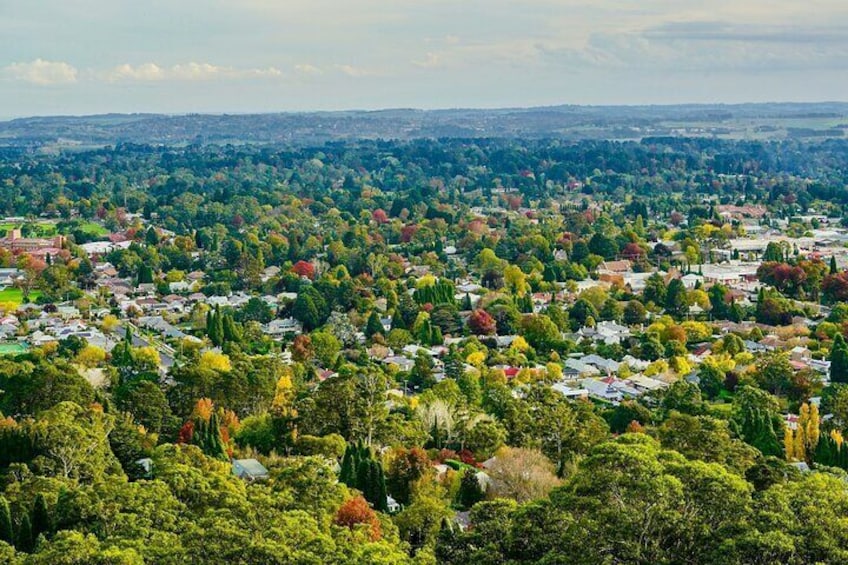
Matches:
[[830, 333, 848, 384], [365, 311, 384, 338], [569, 299, 598, 330], [0, 496, 12, 545], [643, 273, 667, 306], [664, 278, 688, 317], [732, 386, 785, 457], [457, 469, 485, 510], [31, 493, 51, 541], [521, 314, 561, 350], [622, 300, 647, 325], [16, 513, 33, 553]]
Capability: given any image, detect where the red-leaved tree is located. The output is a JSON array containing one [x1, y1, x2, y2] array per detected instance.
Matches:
[[468, 309, 497, 335], [292, 260, 315, 280], [334, 496, 381, 540]]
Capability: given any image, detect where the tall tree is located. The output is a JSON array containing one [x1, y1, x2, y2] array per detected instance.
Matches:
[[831, 333, 848, 384], [731, 386, 784, 457], [31, 493, 51, 541], [0, 496, 11, 545]]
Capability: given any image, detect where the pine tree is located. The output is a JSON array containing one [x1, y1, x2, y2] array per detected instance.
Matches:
[[31, 493, 50, 540], [0, 496, 12, 545], [461, 293, 473, 311], [457, 469, 485, 509], [365, 311, 384, 338], [830, 333, 848, 383], [16, 513, 34, 553]]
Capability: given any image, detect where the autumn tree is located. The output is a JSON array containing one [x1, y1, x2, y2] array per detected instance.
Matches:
[[334, 496, 381, 541], [485, 447, 560, 503]]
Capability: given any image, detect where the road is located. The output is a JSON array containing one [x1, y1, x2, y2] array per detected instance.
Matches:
[[112, 322, 175, 370]]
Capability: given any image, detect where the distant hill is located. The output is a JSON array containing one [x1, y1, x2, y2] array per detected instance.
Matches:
[[1, 102, 847, 147]]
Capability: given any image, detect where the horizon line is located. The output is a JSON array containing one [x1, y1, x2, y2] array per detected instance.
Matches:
[[3, 100, 848, 123]]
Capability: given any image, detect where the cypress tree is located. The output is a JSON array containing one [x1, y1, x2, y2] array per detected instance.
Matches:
[[365, 311, 384, 338], [339, 445, 354, 486], [831, 255, 839, 275], [430, 325, 443, 346], [16, 513, 33, 553], [830, 334, 848, 384], [371, 460, 388, 512], [222, 313, 241, 343], [356, 459, 371, 496], [461, 293, 473, 311], [205, 412, 229, 461], [31, 493, 50, 540], [431, 418, 442, 450], [0, 496, 12, 545]]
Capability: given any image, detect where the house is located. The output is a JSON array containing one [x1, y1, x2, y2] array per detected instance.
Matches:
[[681, 273, 703, 289], [599, 260, 632, 274], [386, 495, 402, 513], [383, 355, 415, 372], [580, 354, 620, 374], [627, 375, 669, 393], [790, 346, 812, 362], [169, 281, 191, 293], [564, 358, 600, 376], [232, 458, 269, 482], [552, 381, 589, 400], [579, 378, 623, 403], [578, 321, 631, 345], [265, 317, 303, 337], [135, 457, 154, 478]]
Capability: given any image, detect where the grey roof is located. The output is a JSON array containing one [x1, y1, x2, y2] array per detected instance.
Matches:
[[232, 458, 269, 479]]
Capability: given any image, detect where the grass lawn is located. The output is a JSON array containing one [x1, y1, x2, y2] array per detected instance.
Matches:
[[0, 288, 42, 305], [0, 343, 28, 355], [0, 221, 57, 237], [77, 221, 109, 237]]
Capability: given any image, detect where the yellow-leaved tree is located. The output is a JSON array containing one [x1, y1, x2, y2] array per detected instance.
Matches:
[[198, 350, 231, 372], [271, 368, 298, 450]]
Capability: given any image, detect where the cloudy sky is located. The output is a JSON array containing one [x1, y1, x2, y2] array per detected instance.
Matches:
[[2, 0, 848, 117]]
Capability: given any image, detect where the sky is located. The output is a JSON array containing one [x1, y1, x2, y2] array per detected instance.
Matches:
[[2, 0, 848, 117]]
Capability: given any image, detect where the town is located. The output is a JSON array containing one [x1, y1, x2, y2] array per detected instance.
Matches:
[[1, 137, 848, 563]]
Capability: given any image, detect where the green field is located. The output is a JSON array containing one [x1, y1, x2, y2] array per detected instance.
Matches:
[[0, 288, 42, 305], [0, 342, 28, 355], [0, 220, 108, 239], [0, 221, 57, 237], [76, 221, 109, 237]]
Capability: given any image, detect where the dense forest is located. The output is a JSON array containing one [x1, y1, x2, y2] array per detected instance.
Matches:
[[1, 136, 848, 563]]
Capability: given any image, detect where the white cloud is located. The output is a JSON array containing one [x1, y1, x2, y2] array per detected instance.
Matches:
[[108, 63, 165, 81], [336, 64, 375, 78], [105, 62, 282, 82], [412, 52, 442, 69], [294, 64, 324, 76], [3, 58, 78, 85]]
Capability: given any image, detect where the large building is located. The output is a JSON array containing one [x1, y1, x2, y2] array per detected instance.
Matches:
[[0, 229, 66, 255]]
